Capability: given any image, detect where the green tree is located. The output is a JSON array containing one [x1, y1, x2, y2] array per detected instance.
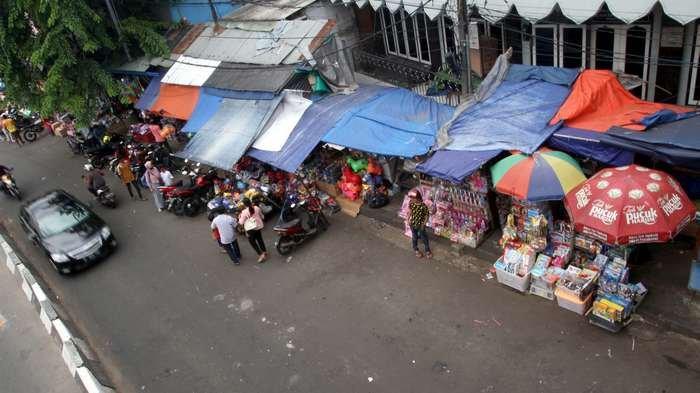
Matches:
[[0, 0, 169, 124]]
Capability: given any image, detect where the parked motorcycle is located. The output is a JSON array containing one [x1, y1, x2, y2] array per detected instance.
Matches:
[[159, 166, 218, 217], [273, 199, 329, 255], [95, 185, 117, 208], [1, 172, 21, 200]]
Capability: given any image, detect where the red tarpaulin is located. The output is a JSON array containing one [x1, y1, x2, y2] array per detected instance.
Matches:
[[550, 70, 692, 132], [150, 83, 201, 120], [564, 165, 696, 245]]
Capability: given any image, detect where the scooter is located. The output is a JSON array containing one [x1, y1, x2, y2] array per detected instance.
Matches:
[[95, 185, 117, 208], [273, 199, 329, 255], [1, 172, 21, 200]]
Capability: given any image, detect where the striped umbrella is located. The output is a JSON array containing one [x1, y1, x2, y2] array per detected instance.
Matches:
[[490, 149, 587, 201]]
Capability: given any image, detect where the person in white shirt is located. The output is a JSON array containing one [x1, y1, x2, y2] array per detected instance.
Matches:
[[210, 213, 241, 264], [159, 166, 174, 187]]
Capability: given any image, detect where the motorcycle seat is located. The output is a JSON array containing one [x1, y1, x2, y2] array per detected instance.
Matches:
[[273, 218, 300, 230]]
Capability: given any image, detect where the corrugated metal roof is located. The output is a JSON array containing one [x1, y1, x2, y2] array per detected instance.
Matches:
[[224, 0, 318, 21], [183, 20, 329, 65], [161, 55, 220, 86], [203, 62, 297, 93]]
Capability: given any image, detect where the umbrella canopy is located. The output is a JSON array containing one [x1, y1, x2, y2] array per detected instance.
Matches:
[[564, 165, 696, 245], [490, 149, 586, 201]]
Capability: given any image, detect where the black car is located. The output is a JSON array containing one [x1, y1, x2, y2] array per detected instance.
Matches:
[[18, 190, 117, 274]]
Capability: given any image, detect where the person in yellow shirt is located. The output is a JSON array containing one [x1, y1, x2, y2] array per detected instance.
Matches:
[[1, 115, 23, 146]]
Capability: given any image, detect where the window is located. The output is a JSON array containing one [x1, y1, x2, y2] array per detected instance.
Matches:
[[442, 16, 457, 56], [560, 26, 586, 68], [380, 9, 432, 64], [688, 26, 700, 105], [592, 25, 651, 98], [533, 25, 556, 66]]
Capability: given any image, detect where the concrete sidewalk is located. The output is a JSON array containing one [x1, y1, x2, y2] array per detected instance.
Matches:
[[0, 265, 79, 393], [361, 200, 700, 339]]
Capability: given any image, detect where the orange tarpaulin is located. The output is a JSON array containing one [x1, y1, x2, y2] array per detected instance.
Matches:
[[549, 70, 691, 132], [150, 83, 200, 120]]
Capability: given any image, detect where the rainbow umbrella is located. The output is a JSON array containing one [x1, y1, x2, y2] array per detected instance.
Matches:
[[490, 149, 586, 201]]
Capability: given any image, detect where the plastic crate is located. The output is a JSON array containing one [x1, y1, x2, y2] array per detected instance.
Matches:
[[555, 288, 593, 315], [495, 260, 531, 293], [587, 311, 631, 333], [529, 283, 555, 300]]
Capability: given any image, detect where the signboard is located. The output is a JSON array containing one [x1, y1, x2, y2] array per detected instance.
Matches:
[[661, 27, 684, 48]]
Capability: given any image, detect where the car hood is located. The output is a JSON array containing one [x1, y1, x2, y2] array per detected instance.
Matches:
[[42, 216, 104, 254]]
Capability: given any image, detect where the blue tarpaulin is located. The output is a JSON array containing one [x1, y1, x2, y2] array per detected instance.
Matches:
[[506, 64, 579, 86], [440, 75, 572, 154], [548, 127, 635, 166], [598, 113, 700, 169], [321, 88, 454, 157], [182, 88, 274, 134], [417, 150, 502, 183], [177, 96, 282, 170], [134, 74, 162, 111], [247, 85, 388, 172]]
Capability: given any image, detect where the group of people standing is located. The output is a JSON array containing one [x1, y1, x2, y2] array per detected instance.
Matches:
[[210, 199, 268, 265]]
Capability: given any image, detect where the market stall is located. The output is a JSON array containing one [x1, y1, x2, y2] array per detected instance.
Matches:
[[398, 170, 493, 248]]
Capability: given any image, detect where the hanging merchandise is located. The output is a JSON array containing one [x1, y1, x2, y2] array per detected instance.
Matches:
[[399, 172, 492, 248]]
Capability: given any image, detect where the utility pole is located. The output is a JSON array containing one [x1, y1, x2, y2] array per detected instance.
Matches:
[[457, 1, 472, 95], [103, 0, 131, 61]]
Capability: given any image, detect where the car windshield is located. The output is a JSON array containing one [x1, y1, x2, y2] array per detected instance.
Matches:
[[32, 195, 91, 237]]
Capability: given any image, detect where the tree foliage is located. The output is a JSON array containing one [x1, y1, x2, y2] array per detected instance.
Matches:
[[0, 0, 169, 124]]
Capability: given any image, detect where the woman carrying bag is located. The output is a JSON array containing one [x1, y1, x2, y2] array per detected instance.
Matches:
[[238, 198, 267, 263]]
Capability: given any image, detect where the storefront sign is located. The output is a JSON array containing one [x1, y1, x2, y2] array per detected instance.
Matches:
[[589, 200, 618, 225]]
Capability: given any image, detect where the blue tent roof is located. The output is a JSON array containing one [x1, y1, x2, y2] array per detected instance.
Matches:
[[548, 127, 635, 166], [441, 72, 573, 154], [417, 150, 501, 183], [321, 88, 454, 157], [177, 96, 282, 170], [597, 113, 700, 169], [182, 88, 274, 134], [421, 64, 577, 182], [247, 85, 388, 172], [134, 74, 162, 111]]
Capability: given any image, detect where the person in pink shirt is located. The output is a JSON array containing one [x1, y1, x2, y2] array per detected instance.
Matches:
[[238, 198, 267, 263]]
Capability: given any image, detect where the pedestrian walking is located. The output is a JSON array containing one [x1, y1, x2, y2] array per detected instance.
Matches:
[[116, 159, 145, 200], [211, 213, 241, 265], [1, 115, 22, 146], [142, 161, 164, 211], [238, 198, 267, 263], [407, 190, 432, 259]]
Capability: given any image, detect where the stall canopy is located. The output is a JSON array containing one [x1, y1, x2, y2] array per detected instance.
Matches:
[[550, 70, 692, 132], [253, 91, 312, 152], [247, 85, 387, 172], [177, 95, 282, 169], [182, 88, 275, 134], [134, 74, 163, 111], [597, 113, 700, 170], [149, 83, 201, 120], [321, 88, 454, 157], [548, 70, 694, 165], [437, 65, 577, 155], [416, 150, 502, 183]]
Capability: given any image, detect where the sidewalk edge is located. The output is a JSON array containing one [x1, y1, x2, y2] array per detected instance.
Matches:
[[0, 233, 117, 393]]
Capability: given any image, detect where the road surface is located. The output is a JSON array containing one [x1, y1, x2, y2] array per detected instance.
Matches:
[[0, 136, 698, 393]]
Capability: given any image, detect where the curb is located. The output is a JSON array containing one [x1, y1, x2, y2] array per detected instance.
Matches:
[[0, 234, 116, 393]]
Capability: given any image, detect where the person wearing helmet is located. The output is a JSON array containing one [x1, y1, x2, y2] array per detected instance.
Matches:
[[407, 190, 432, 259], [83, 164, 106, 197]]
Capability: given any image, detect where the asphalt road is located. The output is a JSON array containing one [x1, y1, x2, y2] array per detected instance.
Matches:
[[1, 136, 699, 393]]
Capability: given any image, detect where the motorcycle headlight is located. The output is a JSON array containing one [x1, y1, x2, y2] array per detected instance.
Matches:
[[50, 253, 70, 263], [100, 226, 111, 239]]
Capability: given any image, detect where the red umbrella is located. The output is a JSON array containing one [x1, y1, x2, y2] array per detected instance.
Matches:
[[564, 165, 696, 245]]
